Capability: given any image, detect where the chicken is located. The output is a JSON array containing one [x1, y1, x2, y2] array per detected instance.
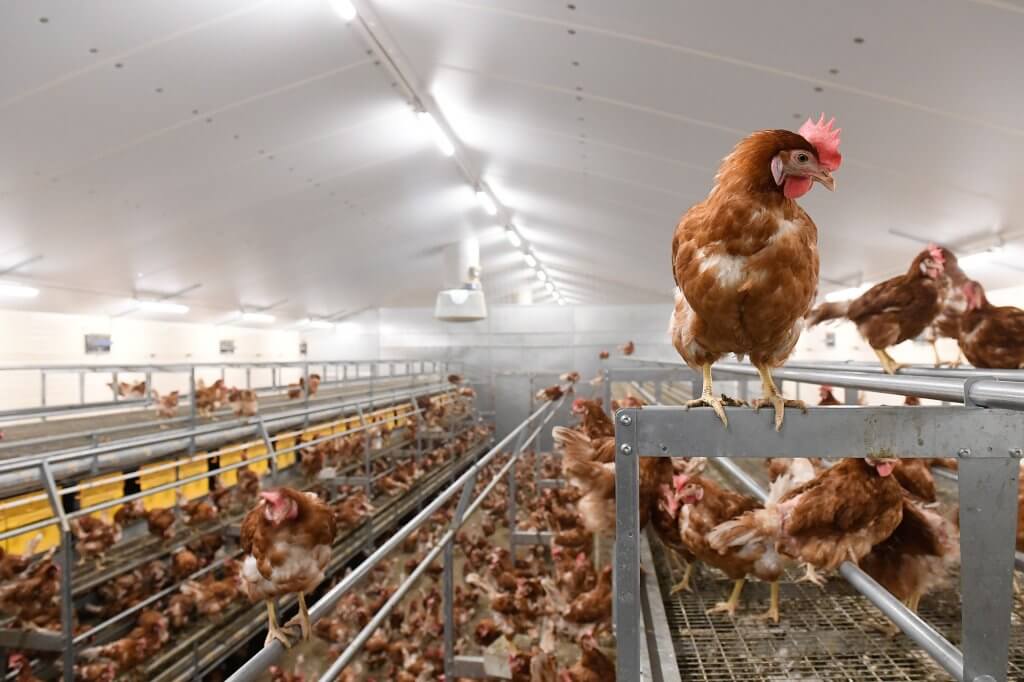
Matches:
[[860, 494, 959, 613], [817, 385, 840, 405], [181, 569, 240, 621], [555, 426, 672, 535], [561, 632, 615, 682], [0, 534, 42, 580], [892, 459, 936, 502], [448, 374, 464, 385], [956, 280, 1024, 368], [307, 374, 322, 396], [145, 506, 177, 540], [560, 371, 581, 384], [535, 385, 566, 402], [81, 609, 167, 670], [171, 548, 201, 581], [710, 457, 903, 589], [152, 390, 180, 419], [73, 662, 117, 682], [570, 398, 614, 439], [287, 377, 306, 400], [807, 245, 954, 374], [924, 250, 970, 366], [0, 551, 61, 629], [178, 492, 218, 527], [565, 566, 612, 624], [240, 488, 337, 647], [673, 475, 780, 619], [7, 653, 43, 682], [553, 426, 614, 465], [228, 388, 259, 417], [619, 341, 635, 356], [598, 350, 609, 360], [109, 380, 147, 399], [765, 458, 822, 487], [70, 515, 122, 564], [671, 115, 842, 429]]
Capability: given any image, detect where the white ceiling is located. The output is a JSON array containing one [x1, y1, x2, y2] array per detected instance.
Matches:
[[1, 0, 1022, 324]]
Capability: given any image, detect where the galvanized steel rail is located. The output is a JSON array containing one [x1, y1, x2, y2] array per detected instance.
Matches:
[[225, 396, 565, 682]]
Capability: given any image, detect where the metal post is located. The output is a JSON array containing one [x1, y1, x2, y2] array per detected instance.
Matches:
[[79, 371, 85, 405], [613, 408, 640, 680], [188, 367, 197, 456], [257, 417, 278, 484], [246, 366, 251, 390], [145, 371, 152, 404], [738, 378, 749, 402], [443, 471, 479, 679], [603, 369, 612, 416], [506, 428, 528, 557], [960, 456, 1017, 682], [111, 370, 119, 401], [40, 370, 47, 420], [845, 387, 859, 405], [303, 363, 310, 428], [40, 461, 75, 682]]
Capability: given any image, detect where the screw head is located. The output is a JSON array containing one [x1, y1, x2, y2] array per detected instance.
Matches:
[[619, 414, 632, 426], [1011, 448, 1023, 458], [958, 448, 971, 457], [620, 444, 633, 455]]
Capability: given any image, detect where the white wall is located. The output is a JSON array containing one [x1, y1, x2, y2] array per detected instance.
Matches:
[[0, 309, 300, 410]]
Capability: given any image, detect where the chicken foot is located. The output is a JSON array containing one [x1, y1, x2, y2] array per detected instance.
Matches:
[[669, 562, 695, 594], [706, 578, 745, 617], [751, 364, 806, 431], [796, 563, 826, 587], [685, 364, 744, 428], [285, 592, 312, 641], [873, 348, 907, 375], [264, 600, 293, 648], [754, 581, 780, 624]]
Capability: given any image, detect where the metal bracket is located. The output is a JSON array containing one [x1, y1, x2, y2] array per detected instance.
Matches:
[[962, 375, 992, 408]]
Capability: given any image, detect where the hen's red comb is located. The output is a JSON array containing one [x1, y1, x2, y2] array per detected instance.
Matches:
[[799, 113, 842, 171], [927, 243, 946, 265]]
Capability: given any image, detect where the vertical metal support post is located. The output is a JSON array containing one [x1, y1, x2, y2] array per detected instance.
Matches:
[[357, 405, 372, 499], [613, 408, 641, 682], [40, 370, 47, 420], [844, 387, 859, 405], [272, 367, 277, 389], [220, 366, 226, 383], [959, 456, 1018, 682], [506, 429, 528, 557], [443, 471, 478, 679], [738, 378, 749, 402], [257, 417, 278, 484], [603, 369, 612, 416], [79, 371, 85, 405], [111, 370, 119, 401], [303, 362, 311, 429], [145, 371, 152, 404], [246, 367, 251, 390], [188, 368, 197, 455], [40, 461, 75, 682], [654, 378, 662, 404], [370, 363, 376, 400]]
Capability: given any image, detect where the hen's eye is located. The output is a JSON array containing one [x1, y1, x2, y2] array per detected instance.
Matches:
[[796, 153, 809, 163]]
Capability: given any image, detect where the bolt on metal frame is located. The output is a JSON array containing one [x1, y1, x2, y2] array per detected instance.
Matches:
[[224, 395, 564, 682], [612, 359, 1024, 682]]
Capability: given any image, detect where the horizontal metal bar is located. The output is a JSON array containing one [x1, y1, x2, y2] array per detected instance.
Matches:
[[632, 406, 1021, 459], [627, 358, 1024, 410], [710, 457, 964, 681], [511, 530, 552, 545], [452, 656, 486, 678], [224, 400, 556, 682], [783, 360, 1024, 381], [0, 627, 64, 652]]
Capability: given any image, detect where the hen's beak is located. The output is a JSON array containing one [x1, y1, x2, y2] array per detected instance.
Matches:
[[810, 168, 836, 191]]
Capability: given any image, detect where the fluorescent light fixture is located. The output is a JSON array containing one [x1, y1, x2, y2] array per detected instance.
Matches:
[[544, 281, 555, 292], [136, 299, 189, 314], [959, 246, 1003, 268], [537, 269, 548, 282], [448, 289, 471, 305], [524, 253, 537, 268], [301, 318, 334, 329], [824, 283, 872, 303], [505, 227, 522, 248], [240, 311, 275, 323], [476, 190, 497, 216], [329, 0, 357, 21], [0, 282, 40, 298], [417, 111, 454, 157]]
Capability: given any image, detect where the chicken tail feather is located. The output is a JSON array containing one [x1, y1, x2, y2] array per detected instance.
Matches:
[[806, 300, 850, 326], [707, 508, 779, 553]]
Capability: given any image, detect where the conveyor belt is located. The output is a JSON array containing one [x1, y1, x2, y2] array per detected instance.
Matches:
[[0, 375, 440, 458], [141, 437, 491, 682]]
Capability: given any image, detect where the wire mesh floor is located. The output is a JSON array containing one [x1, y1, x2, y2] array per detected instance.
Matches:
[[650, 541, 1024, 681]]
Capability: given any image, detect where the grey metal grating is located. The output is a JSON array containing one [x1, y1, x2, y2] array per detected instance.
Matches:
[[651, 543, 1024, 681]]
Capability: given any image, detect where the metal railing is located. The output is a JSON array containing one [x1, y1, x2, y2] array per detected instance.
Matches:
[[0, 380, 471, 682], [612, 359, 1024, 682], [225, 393, 567, 682]]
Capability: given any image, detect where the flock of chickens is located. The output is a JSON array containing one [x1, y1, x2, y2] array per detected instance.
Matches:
[[555, 394, 963, 628], [113, 373, 324, 422], [0, 390, 488, 682], [669, 114, 1023, 431]]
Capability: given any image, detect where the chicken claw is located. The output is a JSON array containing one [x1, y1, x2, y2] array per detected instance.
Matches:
[[285, 592, 312, 641], [669, 563, 695, 595], [754, 583, 780, 624], [752, 395, 807, 431], [264, 600, 293, 649], [686, 394, 743, 428], [796, 564, 826, 587], [705, 579, 745, 617], [873, 348, 906, 375]]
